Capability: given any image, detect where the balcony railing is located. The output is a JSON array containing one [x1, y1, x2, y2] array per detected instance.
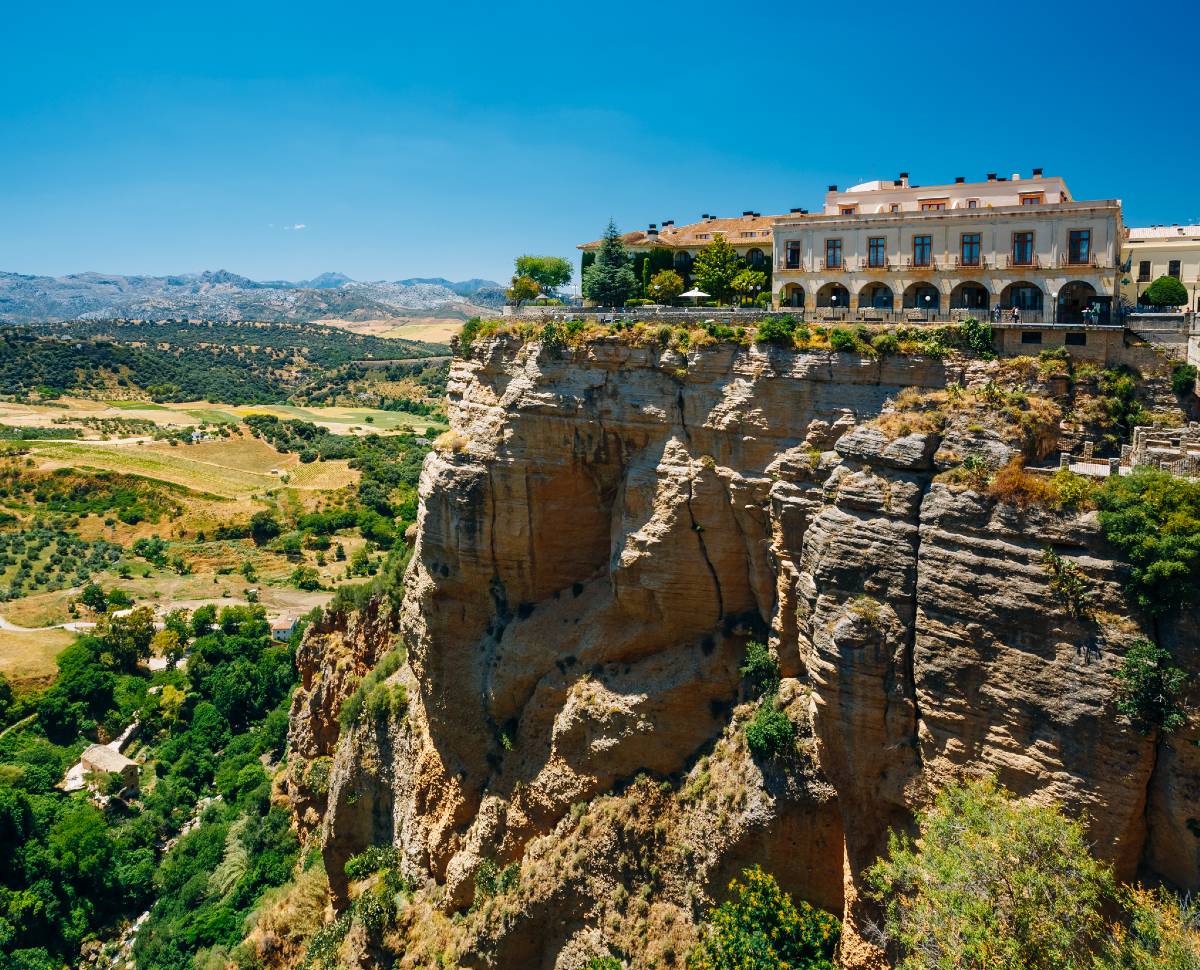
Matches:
[[1059, 254, 1098, 269], [1002, 254, 1040, 269]]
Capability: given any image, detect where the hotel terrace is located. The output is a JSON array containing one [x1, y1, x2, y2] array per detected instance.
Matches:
[[773, 171, 1122, 324]]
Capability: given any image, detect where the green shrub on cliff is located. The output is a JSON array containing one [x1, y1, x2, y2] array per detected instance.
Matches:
[[1097, 469, 1200, 614], [745, 698, 794, 762], [740, 640, 779, 698], [1113, 639, 1188, 735], [688, 865, 839, 970], [866, 776, 1113, 970]]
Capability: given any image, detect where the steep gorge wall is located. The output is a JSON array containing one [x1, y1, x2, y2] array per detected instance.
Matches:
[[292, 335, 1199, 968]]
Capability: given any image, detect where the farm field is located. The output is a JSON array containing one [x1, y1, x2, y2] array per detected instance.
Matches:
[[28, 440, 287, 499], [0, 398, 446, 437]]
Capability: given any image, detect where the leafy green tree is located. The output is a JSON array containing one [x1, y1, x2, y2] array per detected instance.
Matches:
[[515, 255, 572, 296], [582, 221, 638, 307], [690, 235, 741, 304], [290, 565, 322, 591], [732, 268, 768, 304], [98, 607, 156, 672], [1114, 639, 1188, 735], [506, 274, 540, 306], [866, 776, 1113, 970], [1142, 276, 1188, 308], [0, 671, 11, 722], [648, 269, 684, 303], [1097, 469, 1200, 614], [249, 511, 280, 546], [80, 582, 107, 612], [688, 865, 839, 970], [151, 628, 185, 670]]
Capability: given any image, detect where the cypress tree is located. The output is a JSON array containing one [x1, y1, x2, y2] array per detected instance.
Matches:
[[582, 221, 638, 307]]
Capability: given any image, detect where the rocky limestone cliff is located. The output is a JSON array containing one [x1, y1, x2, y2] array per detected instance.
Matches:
[[289, 334, 1199, 969]]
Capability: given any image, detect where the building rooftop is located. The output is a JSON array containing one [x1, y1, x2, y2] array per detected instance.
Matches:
[[579, 212, 785, 251], [81, 744, 136, 773], [1127, 225, 1200, 240]]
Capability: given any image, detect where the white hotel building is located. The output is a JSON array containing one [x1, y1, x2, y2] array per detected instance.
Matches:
[[772, 171, 1122, 324]]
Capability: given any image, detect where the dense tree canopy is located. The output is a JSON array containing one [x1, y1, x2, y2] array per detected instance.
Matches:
[[514, 255, 572, 295], [690, 235, 741, 304], [1142, 276, 1188, 308]]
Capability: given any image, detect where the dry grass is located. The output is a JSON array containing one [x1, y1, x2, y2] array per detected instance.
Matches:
[[986, 460, 1058, 508], [0, 628, 74, 686], [433, 430, 469, 454]]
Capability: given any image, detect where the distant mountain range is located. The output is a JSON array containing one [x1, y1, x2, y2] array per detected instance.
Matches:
[[0, 270, 506, 323]]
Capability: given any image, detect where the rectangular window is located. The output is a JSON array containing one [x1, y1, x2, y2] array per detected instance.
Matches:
[[785, 241, 802, 269], [1020, 193, 1044, 206], [1068, 229, 1091, 264], [1021, 331, 1043, 344], [840, 206, 857, 216], [912, 235, 932, 267], [1138, 260, 1151, 282], [1169, 259, 1182, 279], [1065, 332, 1087, 346], [919, 198, 948, 211], [825, 238, 843, 269], [967, 199, 978, 208], [1012, 231, 1035, 266], [960, 233, 981, 266], [890, 203, 901, 213], [868, 237, 887, 268]]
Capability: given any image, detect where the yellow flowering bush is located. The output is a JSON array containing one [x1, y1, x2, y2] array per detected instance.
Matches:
[[687, 865, 839, 969]]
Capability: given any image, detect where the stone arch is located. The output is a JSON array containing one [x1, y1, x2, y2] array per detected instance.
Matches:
[[674, 251, 693, 275], [950, 281, 990, 310], [902, 282, 940, 311], [858, 281, 894, 310], [816, 282, 850, 308], [780, 283, 805, 308], [745, 247, 766, 270], [1000, 281, 1044, 312], [1057, 280, 1096, 323]]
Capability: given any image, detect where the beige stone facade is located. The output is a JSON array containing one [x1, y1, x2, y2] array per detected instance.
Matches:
[[1121, 225, 1200, 311], [773, 173, 1122, 323]]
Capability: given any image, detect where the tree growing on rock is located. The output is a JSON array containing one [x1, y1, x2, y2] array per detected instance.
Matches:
[[866, 776, 1112, 970]]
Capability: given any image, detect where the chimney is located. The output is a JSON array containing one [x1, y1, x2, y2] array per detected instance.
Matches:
[[701, 213, 709, 220], [648, 223, 656, 229], [1032, 167, 1043, 177], [987, 172, 997, 181], [1011, 172, 1021, 181], [790, 207, 803, 213], [742, 210, 753, 217], [828, 184, 838, 192], [899, 171, 910, 187], [955, 176, 965, 183], [893, 180, 902, 187]]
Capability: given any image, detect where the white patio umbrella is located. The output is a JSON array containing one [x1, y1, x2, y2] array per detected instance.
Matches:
[[680, 288, 709, 303]]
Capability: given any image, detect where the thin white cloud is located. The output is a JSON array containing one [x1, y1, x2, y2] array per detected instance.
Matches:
[[287, 223, 307, 231]]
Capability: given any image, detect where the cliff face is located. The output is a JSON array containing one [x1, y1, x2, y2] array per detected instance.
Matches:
[[291, 335, 1199, 968]]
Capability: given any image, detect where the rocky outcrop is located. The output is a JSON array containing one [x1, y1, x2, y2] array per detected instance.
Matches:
[[291, 334, 1199, 968]]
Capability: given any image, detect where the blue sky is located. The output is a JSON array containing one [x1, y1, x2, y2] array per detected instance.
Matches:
[[1, 0, 1196, 285]]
